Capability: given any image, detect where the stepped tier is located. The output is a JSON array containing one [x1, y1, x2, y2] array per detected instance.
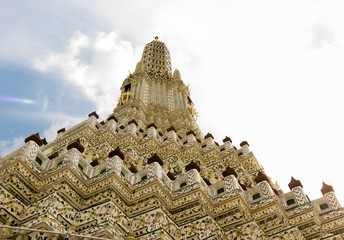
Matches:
[[0, 38, 343, 239]]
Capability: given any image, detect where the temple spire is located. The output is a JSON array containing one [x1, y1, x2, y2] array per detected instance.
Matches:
[[141, 37, 172, 80]]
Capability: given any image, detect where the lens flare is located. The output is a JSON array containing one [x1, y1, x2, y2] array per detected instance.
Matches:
[[0, 95, 48, 111], [23, 99, 35, 104], [0, 96, 35, 104], [35, 95, 49, 112]]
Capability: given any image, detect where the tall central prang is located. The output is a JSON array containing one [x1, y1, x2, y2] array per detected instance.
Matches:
[[114, 37, 201, 139]]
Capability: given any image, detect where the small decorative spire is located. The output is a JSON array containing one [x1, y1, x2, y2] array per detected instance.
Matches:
[[154, 36, 159, 41], [57, 128, 66, 134], [108, 147, 125, 160], [288, 176, 303, 190], [222, 166, 237, 178], [134, 60, 143, 73], [254, 171, 269, 183], [173, 69, 181, 80], [147, 123, 157, 129], [167, 126, 177, 132], [204, 132, 214, 139], [66, 139, 85, 153], [185, 161, 200, 172], [321, 182, 334, 195], [128, 119, 138, 126], [107, 115, 118, 122], [147, 153, 163, 166], [240, 141, 249, 147], [186, 130, 196, 136], [88, 111, 99, 119], [25, 132, 44, 146]]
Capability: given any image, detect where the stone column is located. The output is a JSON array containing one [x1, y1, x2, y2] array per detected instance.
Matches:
[[147, 126, 157, 139], [57, 128, 66, 139], [107, 156, 123, 175], [187, 169, 200, 185], [167, 129, 177, 142], [321, 182, 341, 209], [148, 162, 162, 179], [240, 141, 250, 156], [288, 177, 308, 205], [127, 122, 137, 136], [21, 140, 39, 161], [87, 111, 99, 128], [186, 131, 196, 146], [106, 118, 117, 131], [64, 148, 82, 166], [224, 175, 241, 193], [292, 186, 307, 205], [204, 133, 214, 148], [223, 137, 233, 150], [258, 181, 274, 198]]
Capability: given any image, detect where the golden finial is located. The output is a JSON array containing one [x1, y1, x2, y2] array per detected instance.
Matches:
[[154, 36, 159, 41]]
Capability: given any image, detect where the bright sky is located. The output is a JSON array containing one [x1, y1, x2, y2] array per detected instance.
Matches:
[[1, 0, 343, 203]]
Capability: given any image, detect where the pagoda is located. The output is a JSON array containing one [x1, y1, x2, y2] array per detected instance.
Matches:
[[0, 37, 343, 240]]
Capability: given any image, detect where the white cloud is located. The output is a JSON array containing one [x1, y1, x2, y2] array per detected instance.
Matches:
[[43, 119, 82, 142], [0, 117, 83, 159], [34, 31, 90, 73], [0, 137, 24, 158], [34, 31, 143, 118]]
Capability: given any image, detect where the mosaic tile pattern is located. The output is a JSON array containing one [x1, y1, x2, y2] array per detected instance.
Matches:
[[0, 38, 343, 239]]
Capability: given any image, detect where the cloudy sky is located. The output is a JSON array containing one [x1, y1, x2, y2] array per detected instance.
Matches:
[[1, 0, 344, 202]]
